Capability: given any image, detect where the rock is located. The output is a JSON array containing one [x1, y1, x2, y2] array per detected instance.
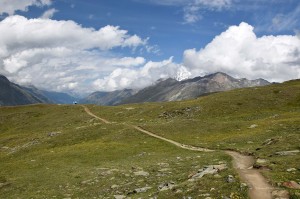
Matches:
[[158, 182, 175, 191], [272, 190, 289, 199], [263, 138, 278, 145], [114, 195, 126, 199], [175, 189, 183, 193], [189, 164, 227, 180], [275, 150, 300, 156], [287, 168, 297, 172], [213, 164, 227, 171], [133, 171, 149, 176], [256, 159, 267, 164], [134, 186, 152, 193], [248, 124, 258, 129], [282, 181, 300, 189], [111, 184, 119, 189], [158, 168, 171, 172], [226, 175, 235, 183], [240, 183, 248, 188], [157, 162, 169, 167], [48, 131, 61, 137], [101, 169, 119, 176], [199, 193, 210, 197]]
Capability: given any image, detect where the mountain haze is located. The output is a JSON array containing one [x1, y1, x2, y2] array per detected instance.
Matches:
[[80, 89, 136, 105]]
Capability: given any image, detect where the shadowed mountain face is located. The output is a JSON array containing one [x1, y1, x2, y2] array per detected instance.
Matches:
[[0, 75, 49, 106], [80, 89, 137, 106], [0, 75, 77, 106], [119, 72, 270, 104]]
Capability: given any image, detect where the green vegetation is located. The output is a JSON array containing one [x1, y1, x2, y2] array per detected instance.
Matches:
[[1, 80, 300, 198]]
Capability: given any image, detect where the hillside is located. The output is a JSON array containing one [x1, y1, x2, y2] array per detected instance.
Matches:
[[0, 80, 299, 198]]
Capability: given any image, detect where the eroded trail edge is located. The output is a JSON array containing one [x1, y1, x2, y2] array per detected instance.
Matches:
[[82, 105, 274, 199]]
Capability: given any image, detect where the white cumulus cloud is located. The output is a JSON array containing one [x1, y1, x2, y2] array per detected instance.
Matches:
[[0, 0, 51, 15], [40, 8, 58, 19], [183, 22, 300, 82], [0, 15, 147, 94], [93, 57, 188, 91]]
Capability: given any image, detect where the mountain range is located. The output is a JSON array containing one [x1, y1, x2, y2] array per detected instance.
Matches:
[[0, 72, 270, 106], [0, 74, 77, 106], [82, 72, 270, 105]]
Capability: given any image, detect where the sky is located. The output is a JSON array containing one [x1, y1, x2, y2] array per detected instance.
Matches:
[[0, 0, 299, 96]]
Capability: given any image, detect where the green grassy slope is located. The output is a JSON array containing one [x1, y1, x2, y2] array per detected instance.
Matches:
[[0, 106, 245, 198], [90, 80, 300, 197], [0, 80, 299, 198]]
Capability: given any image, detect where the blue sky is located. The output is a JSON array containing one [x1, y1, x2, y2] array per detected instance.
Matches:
[[0, 0, 299, 95]]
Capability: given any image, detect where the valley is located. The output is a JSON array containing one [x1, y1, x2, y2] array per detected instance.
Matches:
[[0, 79, 299, 198]]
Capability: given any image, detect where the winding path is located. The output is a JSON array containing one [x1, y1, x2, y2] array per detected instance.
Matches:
[[82, 105, 274, 199]]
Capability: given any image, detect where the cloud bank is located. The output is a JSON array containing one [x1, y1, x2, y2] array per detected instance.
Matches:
[[0, 15, 299, 94], [0, 0, 51, 15], [0, 15, 147, 94], [183, 22, 300, 82]]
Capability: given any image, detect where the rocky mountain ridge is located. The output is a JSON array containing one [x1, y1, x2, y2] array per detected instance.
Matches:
[[119, 72, 270, 104]]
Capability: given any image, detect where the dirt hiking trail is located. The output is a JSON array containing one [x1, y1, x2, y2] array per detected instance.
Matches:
[[226, 151, 273, 199], [82, 105, 275, 199]]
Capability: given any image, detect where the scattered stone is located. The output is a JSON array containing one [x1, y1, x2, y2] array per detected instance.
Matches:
[[248, 124, 258, 129], [175, 189, 183, 193], [247, 141, 254, 144], [158, 182, 175, 191], [256, 159, 267, 164], [114, 195, 126, 199], [263, 138, 278, 145], [213, 164, 227, 171], [275, 150, 300, 156], [272, 190, 289, 199], [133, 171, 149, 177], [282, 181, 300, 189], [48, 131, 61, 137], [111, 184, 119, 189], [158, 168, 171, 172], [157, 162, 169, 167], [240, 183, 248, 188], [134, 186, 152, 193], [189, 164, 227, 180], [226, 175, 235, 183], [199, 193, 210, 197], [287, 168, 297, 172], [101, 169, 119, 175]]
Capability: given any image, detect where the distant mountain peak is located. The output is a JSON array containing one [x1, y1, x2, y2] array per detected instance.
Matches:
[[175, 66, 191, 81], [119, 72, 270, 105]]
